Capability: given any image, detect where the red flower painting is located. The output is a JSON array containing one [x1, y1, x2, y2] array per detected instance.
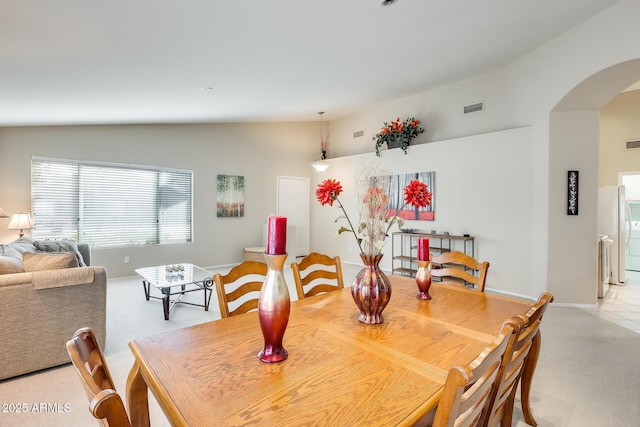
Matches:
[[316, 174, 433, 255]]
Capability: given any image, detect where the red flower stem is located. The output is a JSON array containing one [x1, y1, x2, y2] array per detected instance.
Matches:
[[384, 202, 408, 238], [336, 197, 364, 254]]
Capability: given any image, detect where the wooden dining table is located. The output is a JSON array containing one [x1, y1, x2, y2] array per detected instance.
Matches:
[[126, 275, 534, 427]]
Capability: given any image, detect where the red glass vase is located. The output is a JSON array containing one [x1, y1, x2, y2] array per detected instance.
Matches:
[[415, 260, 432, 300], [258, 253, 290, 363], [351, 254, 392, 325]]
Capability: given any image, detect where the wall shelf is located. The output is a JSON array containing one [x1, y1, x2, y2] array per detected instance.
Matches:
[[391, 231, 475, 277]]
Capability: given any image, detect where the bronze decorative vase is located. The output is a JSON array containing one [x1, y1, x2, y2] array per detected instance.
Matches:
[[258, 253, 290, 363], [351, 254, 392, 325], [415, 260, 432, 300]]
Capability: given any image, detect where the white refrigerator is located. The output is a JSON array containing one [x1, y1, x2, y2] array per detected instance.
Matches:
[[598, 186, 631, 285]]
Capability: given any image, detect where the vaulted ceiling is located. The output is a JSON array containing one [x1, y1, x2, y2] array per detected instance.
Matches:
[[0, 0, 622, 126]]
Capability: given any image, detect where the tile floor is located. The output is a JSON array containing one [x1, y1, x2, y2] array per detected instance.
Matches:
[[581, 269, 640, 334]]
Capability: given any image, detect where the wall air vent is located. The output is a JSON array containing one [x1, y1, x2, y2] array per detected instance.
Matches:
[[626, 140, 640, 150], [463, 102, 484, 114], [353, 130, 364, 138]]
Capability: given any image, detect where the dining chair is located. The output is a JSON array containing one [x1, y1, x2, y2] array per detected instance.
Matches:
[[502, 292, 554, 427], [213, 260, 268, 318], [482, 315, 527, 427], [429, 251, 490, 292], [66, 327, 134, 427], [430, 321, 518, 427], [291, 252, 344, 300]]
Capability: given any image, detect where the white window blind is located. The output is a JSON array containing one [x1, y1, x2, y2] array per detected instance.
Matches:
[[31, 157, 193, 248]]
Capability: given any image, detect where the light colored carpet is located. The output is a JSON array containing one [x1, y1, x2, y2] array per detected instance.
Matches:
[[1, 264, 639, 427]]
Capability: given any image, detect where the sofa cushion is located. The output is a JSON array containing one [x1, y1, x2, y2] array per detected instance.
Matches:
[[22, 252, 79, 272], [4, 237, 37, 255], [34, 240, 87, 267], [0, 238, 37, 268], [0, 256, 25, 274]]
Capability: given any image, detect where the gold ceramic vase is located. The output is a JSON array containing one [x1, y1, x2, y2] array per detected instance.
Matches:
[[415, 260, 432, 300], [257, 253, 290, 363]]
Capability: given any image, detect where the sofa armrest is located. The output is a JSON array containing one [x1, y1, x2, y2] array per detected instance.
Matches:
[[31, 267, 98, 290], [0, 272, 34, 287], [78, 243, 91, 266], [0, 265, 107, 380]]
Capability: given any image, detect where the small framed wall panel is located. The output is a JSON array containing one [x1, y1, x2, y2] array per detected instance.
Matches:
[[217, 174, 245, 217], [567, 170, 579, 215]]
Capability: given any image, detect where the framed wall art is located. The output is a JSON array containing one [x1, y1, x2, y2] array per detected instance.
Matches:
[[217, 174, 245, 217], [383, 171, 435, 221], [567, 170, 579, 215]]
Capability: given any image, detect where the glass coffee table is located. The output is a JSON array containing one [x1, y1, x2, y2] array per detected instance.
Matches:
[[135, 263, 214, 320]]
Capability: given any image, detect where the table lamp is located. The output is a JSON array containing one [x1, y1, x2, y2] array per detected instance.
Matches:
[[7, 212, 33, 237], [0, 206, 8, 218]]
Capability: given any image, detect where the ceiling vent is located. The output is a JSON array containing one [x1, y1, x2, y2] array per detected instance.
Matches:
[[626, 140, 640, 150], [463, 102, 484, 114]]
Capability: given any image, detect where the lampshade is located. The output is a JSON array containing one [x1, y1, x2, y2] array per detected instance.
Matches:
[[0, 206, 8, 218], [310, 161, 331, 172], [7, 212, 33, 237], [311, 111, 331, 172]]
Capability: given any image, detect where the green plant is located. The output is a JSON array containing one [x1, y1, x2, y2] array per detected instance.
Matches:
[[373, 116, 424, 156]]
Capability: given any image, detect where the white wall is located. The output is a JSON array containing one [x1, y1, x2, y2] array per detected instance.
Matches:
[[0, 122, 318, 277], [548, 111, 600, 303], [311, 127, 534, 298], [600, 89, 640, 186], [324, 0, 640, 304]]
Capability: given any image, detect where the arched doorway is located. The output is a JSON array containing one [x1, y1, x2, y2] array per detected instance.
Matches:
[[547, 59, 640, 304]]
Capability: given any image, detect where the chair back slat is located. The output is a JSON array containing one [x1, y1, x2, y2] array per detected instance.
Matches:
[[300, 268, 340, 286], [430, 251, 490, 292], [214, 261, 268, 318], [291, 252, 344, 299]]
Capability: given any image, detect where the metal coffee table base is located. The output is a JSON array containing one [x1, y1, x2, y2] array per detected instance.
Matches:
[[142, 278, 214, 320]]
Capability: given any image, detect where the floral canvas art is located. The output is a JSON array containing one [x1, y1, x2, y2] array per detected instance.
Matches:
[[384, 171, 435, 221], [316, 166, 432, 255]]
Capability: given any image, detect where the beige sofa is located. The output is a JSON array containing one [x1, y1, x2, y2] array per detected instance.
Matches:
[[0, 238, 107, 381]]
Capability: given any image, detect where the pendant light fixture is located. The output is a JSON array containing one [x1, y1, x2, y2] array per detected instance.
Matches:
[[311, 112, 331, 172]]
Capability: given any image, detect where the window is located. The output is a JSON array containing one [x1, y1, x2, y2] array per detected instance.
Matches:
[[31, 157, 193, 248]]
